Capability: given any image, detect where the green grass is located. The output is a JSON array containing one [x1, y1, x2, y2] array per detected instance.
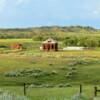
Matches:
[[1, 85, 99, 100], [0, 39, 100, 99], [0, 38, 32, 42], [0, 52, 100, 85]]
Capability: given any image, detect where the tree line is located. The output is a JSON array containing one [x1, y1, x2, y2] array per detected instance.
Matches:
[[63, 36, 100, 47], [0, 26, 98, 39]]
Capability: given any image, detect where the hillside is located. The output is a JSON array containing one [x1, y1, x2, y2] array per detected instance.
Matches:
[[0, 39, 100, 85], [0, 26, 99, 39], [0, 28, 100, 99]]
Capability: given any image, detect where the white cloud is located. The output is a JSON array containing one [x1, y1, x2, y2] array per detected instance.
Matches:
[[93, 10, 100, 15], [0, 0, 31, 14], [0, 0, 7, 12], [16, 0, 31, 5], [91, 7, 100, 18], [92, 6, 100, 15]]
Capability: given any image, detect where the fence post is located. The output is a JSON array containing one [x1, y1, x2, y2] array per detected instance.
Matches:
[[24, 83, 26, 96], [79, 84, 82, 94], [94, 86, 97, 97]]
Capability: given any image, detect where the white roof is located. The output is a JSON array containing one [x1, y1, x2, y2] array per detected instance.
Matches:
[[63, 47, 84, 50], [43, 38, 57, 44]]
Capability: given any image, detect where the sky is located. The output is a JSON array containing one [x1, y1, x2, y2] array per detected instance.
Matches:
[[0, 0, 100, 28]]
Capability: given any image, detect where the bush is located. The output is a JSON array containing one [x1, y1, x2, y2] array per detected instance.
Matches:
[[4, 68, 57, 78], [68, 67, 77, 71], [68, 58, 92, 66], [0, 89, 28, 100], [63, 35, 100, 47], [51, 70, 58, 75], [28, 83, 55, 88], [65, 72, 73, 78], [72, 93, 88, 100], [58, 83, 72, 87], [59, 67, 68, 70]]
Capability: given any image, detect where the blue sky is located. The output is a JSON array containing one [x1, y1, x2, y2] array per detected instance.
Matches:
[[0, 0, 100, 28]]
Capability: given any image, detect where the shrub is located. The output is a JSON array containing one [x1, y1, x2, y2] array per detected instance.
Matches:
[[68, 58, 93, 66], [4, 71, 20, 77], [58, 83, 72, 87], [51, 70, 58, 75], [68, 67, 77, 71], [59, 67, 68, 70], [72, 93, 88, 100], [4, 68, 55, 78], [28, 83, 55, 88], [0, 90, 28, 100], [65, 72, 73, 78]]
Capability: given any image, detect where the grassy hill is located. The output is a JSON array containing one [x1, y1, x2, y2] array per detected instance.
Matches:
[[0, 26, 100, 99], [0, 26, 100, 39], [0, 40, 100, 85], [0, 46, 100, 99]]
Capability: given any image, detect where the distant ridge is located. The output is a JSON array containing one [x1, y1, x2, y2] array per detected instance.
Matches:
[[0, 26, 99, 39]]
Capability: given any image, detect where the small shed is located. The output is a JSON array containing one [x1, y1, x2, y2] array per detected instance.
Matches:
[[11, 43, 22, 50], [41, 38, 58, 51]]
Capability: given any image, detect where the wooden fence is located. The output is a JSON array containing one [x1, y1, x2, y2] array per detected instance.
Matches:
[[23, 84, 100, 97]]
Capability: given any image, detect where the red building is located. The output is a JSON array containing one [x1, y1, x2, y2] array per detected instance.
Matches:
[[42, 38, 58, 51]]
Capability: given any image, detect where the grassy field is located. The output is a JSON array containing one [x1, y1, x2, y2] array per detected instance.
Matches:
[[0, 52, 100, 84], [1, 85, 100, 100], [0, 39, 100, 99]]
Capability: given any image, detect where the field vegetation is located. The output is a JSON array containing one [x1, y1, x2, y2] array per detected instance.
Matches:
[[0, 26, 100, 99]]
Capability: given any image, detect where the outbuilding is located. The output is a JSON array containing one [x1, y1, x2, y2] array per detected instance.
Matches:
[[41, 38, 58, 51]]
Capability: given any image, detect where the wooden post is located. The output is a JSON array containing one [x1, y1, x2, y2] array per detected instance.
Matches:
[[94, 86, 97, 97], [24, 83, 26, 96], [79, 84, 82, 94]]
